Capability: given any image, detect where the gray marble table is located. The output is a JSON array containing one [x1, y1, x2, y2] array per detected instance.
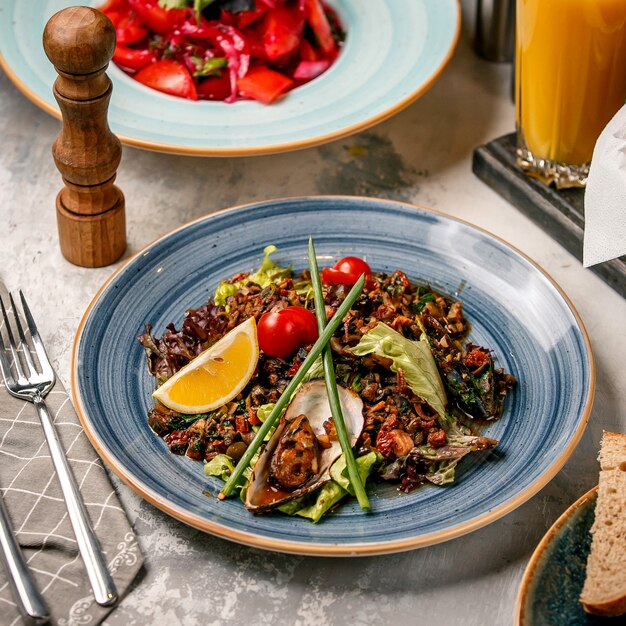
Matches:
[[1, 5, 625, 625]]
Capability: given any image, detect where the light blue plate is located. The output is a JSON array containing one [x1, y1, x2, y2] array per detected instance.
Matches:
[[0, 0, 460, 155], [517, 489, 608, 626], [72, 197, 594, 555]]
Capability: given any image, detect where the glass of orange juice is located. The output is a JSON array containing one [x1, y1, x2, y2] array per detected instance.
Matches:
[[516, 0, 626, 188]]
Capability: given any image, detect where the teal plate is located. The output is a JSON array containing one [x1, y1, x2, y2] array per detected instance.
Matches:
[[0, 0, 460, 155], [516, 489, 623, 625], [72, 197, 594, 556]]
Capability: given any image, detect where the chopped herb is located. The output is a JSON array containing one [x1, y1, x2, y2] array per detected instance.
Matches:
[[411, 292, 435, 313], [193, 56, 228, 78]]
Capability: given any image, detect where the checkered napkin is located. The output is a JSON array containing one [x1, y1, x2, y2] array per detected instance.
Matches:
[[0, 281, 144, 625]]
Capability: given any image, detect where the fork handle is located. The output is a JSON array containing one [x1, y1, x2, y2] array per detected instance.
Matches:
[[34, 396, 118, 606], [0, 495, 50, 624]]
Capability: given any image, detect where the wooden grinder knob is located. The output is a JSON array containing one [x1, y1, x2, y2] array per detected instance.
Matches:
[[43, 6, 126, 267]]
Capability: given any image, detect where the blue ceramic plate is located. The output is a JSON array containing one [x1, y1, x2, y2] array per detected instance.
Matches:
[[516, 489, 607, 626], [0, 0, 459, 155], [72, 197, 594, 555]]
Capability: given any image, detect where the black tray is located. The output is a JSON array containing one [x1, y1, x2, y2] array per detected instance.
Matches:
[[472, 133, 626, 299]]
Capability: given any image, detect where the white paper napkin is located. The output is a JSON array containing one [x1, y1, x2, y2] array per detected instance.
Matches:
[[583, 103, 626, 267]]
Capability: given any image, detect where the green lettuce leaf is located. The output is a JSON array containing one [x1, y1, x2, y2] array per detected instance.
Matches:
[[302, 355, 324, 382], [256, 403, 275, 422], [425, 460, 460, 486], [214, 245, 292, 307], [204, 454, 235, 482], [351, 322, 447, 418], [329, 450, 382, 495], [293, 482, 345, 523]]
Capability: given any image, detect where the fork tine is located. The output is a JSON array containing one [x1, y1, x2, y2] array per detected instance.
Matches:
[[0, 315, 16, 384], [19, 291, 55, 383], [0, 295, 27, 383], [9, 292, 38, 378]]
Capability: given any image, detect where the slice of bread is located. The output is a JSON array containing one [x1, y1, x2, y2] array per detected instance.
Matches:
[[580, 431, 626, 616]]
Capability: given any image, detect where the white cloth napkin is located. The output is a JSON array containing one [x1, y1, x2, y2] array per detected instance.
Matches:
[[583, 103, 626, 267]]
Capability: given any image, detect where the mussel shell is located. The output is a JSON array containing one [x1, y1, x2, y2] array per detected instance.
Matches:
[[245, 380, 364, 513]]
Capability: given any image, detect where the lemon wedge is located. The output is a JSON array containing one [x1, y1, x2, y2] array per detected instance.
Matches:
[[153, 317, 259, 414]]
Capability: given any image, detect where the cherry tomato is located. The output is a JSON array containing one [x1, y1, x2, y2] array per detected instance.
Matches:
[[257, 307, 318, 359], [237, 66, 294, 104], [322, 256, 373, 287], [282, 306, 319, 343], [135, 60, 198, 100]]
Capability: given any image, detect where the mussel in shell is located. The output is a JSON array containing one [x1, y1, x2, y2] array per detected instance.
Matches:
[[245, 380, 365, 513]]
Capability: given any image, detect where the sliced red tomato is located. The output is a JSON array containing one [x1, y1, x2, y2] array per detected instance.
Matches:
[[237, 7, 267, 29], [322, 256, 373, 287], [299, 38, 319, 62], [135, 60, 198, 100], [127, 0, 186, 35], [197, 73, 232, 101], [99, 0, 129, 14], [257, 307, 318, 359], [304, 0, 337, 57], [113, 46, 157, 72], [261, 5, 305, 61], [237, 66, 294, 104], [113, 13, 148, 44]]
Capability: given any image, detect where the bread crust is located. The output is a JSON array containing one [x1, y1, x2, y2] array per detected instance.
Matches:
[[581, 596, 626, 617], [580, 431, 626, 617]]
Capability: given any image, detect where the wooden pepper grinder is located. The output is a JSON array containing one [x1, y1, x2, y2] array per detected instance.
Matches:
[[43, 6, 126, 267]]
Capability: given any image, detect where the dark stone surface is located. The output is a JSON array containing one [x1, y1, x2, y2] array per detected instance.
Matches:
[[472, 133, 626, 300]]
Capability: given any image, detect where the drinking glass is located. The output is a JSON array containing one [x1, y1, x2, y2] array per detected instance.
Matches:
[[515, 0, 626, 188]]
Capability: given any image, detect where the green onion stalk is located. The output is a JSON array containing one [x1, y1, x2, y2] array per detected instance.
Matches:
[[308, 237, 370, 511], [218, 269, 366, 500]]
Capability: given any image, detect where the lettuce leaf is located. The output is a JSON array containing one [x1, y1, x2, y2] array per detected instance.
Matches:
[[214, 245, 292, 306], [302, 355, 324, 382], [204, 454, 235, 482], [351, 322, 447, 418], [256, 403, 275, 423], [411, 416, 496, 486]]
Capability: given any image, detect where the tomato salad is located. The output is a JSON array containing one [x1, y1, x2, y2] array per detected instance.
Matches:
[[139, 247, 517, 522], [99, 0, 345, 103]]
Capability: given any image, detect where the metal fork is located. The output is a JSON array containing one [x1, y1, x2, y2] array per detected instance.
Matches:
[[0, 488, 49, 624], [0, 291, 118, 607]]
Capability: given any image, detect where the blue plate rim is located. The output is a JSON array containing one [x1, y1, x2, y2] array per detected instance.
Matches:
[[71, 195, 596, 556]]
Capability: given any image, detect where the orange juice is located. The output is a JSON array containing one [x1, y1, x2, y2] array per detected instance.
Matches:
[[516, 0, 626, 184]]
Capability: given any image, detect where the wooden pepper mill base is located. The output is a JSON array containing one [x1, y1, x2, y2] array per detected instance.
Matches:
[[44, 6, 127, 268], [56, 188, 125, 268]]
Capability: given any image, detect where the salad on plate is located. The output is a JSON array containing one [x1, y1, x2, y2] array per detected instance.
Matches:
[[139, 244, 516, 522], [99, 0, 344, 103]]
